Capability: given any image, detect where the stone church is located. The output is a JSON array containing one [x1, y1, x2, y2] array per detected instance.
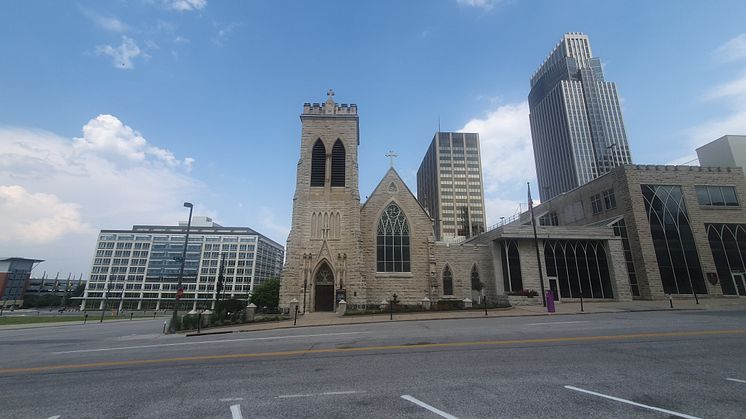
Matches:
[[279, 91, 633, 313]]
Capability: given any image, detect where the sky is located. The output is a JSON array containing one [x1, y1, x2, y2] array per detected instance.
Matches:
[[2, 0, 746, 278]]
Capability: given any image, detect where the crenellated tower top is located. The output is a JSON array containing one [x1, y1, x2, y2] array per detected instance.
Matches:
[[302, 89, 358, 116]]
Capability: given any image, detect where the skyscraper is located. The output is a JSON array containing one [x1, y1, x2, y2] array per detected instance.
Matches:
[[417, 132, 486, 240], [529, 32, 633, 201]]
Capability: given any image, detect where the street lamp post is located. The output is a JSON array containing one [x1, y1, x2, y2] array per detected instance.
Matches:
[[170, 202, 194, 333]]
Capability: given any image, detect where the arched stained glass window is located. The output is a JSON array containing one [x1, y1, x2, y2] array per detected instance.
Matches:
[[471, 265, 481, 291], [443, 265, 454, 295], [311, 139, 326, 187], [331, 139, 345, 187], [376, 203, 410, 272]]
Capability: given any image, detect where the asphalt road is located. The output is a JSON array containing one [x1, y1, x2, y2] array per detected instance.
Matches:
[[1, 309, 745, 418]]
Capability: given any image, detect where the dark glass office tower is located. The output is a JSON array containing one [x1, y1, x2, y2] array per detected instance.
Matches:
[[529, 32, 632, 201]]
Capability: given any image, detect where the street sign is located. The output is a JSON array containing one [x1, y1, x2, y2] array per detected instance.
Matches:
[[176, 287, 184, 300]]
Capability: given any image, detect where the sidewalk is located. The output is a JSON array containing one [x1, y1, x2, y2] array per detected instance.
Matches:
[[185, 297, 746, 336]]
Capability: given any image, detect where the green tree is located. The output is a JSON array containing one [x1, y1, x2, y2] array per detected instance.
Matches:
[[249, 278, 280, 309]]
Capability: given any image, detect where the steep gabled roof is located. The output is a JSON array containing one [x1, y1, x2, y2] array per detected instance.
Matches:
[[361, 167, 433, 222]]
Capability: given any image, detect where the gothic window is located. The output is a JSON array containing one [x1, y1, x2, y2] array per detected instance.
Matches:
[[331, 139, 345, 187], [641, 185, 707, 295], [470, 265, 481, 291], [376, 203, 410, 272], [544, 239, 614, 299], [442, 265, 454, 295], [501, 240, 523, 292], [311, 139, 326, 187], [706, 223, 746, 296]]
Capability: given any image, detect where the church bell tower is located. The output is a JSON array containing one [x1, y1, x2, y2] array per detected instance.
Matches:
[[279, 90, 364, 312]]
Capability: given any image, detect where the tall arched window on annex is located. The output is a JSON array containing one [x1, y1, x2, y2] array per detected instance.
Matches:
[[470, 264, 481, 292], [442, 265, 454, 296], [376, 202, 410, 272], [310, 139, 326, 187], [330, 139, 345, 187]]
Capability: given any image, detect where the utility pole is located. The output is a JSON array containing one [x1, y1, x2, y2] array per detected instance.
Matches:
[[528, 182, 547, 307]]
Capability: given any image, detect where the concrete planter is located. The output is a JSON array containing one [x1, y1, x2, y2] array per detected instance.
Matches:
[[508, 295, 541, 306]]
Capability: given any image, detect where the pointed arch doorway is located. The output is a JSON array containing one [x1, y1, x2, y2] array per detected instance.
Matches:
[[314, 261, 335, 311]]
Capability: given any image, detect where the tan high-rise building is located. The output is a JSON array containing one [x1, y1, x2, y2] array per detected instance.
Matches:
[[416, 132, 486, 241]]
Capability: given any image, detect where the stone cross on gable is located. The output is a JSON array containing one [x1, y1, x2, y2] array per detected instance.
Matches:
[[386, 150, 399, 169], [327, 88, 334, 99]]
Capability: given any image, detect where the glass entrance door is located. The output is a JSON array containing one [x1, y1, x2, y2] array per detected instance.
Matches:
[[548, 277, 560, 301]]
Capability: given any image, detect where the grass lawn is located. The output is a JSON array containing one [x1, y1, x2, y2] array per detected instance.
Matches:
[[0, 313, 153, 325]]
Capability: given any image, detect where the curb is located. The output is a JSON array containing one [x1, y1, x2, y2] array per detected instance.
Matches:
[[181, 306, 707, 337]]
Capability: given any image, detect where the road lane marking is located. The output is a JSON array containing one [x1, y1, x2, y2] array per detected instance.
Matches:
[[726, 377, 746, 383], [321, 391, 364, 396], [4, 328, 745, 375], [220, 397, 244, 402], [564, 385, 702, 419], [527, 321, 589, 326], [230, 404, 243, 419], [276, 391, 365, 398], [47, 416, 60, 419], [51, 331, 369, 354], [401, 395, 458, 419], [277, 393, 315, 398]]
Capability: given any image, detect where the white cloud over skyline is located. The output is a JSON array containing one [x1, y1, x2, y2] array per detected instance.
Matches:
[[168, 0, 207, 12], [95, 36, 142, 69], [0, 116, 201, 275], [460, 100, 535, 225], [684, 33, 746, 154], [456, 0, 501, 10]]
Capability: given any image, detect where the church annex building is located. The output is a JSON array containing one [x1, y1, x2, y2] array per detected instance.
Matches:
[[279, 92, 642, 312]]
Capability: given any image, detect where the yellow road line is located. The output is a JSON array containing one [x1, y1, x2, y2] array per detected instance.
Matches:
[[2, 328, 745, 375]]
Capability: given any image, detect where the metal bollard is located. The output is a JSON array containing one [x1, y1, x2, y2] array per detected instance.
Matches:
[[84, 313, 88, 324], [162, 320, 167, 334], [130, 312, 134, 321], [484, 296, 488, 316], [153, 311, 157, 319], [294, 306, 298, 326]]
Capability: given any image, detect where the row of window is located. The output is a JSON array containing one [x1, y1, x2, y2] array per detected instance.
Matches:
[[696, 185, 738, 207], [591, 188, 617, 215]]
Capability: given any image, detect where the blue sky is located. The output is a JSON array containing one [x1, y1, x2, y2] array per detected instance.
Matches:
[[2, 0, 746, 277]]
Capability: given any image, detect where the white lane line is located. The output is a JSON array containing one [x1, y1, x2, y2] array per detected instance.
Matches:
[[726, 377, 746, 383], [401, 395, 458, 419], [321, 391, 365, 396], [230, 404, 243, 419], [220, 397, 244, 402], [564, 386, 702, 419], [51, 331, 368, 354], [276, 390, 365, 399], [47, 416, 60, 419], [277, 393, 315, 399], [527, 321, 589, 326]]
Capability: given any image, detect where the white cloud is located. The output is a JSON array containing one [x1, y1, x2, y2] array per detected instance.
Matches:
[[258, 207, 290, 244], [0, 117, 202, 274], [715, 33, 746, 63], [95, 36, 142, 69], [0, 185, 90, 244], [212, 22, 241, 46], [168, 0, 207, 12], [456, 0, 501, 10], [72, 114, 194, 170], [460, 101, 535, 224], [683, 36, 746, 152], [84, 11, 129, 32]]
